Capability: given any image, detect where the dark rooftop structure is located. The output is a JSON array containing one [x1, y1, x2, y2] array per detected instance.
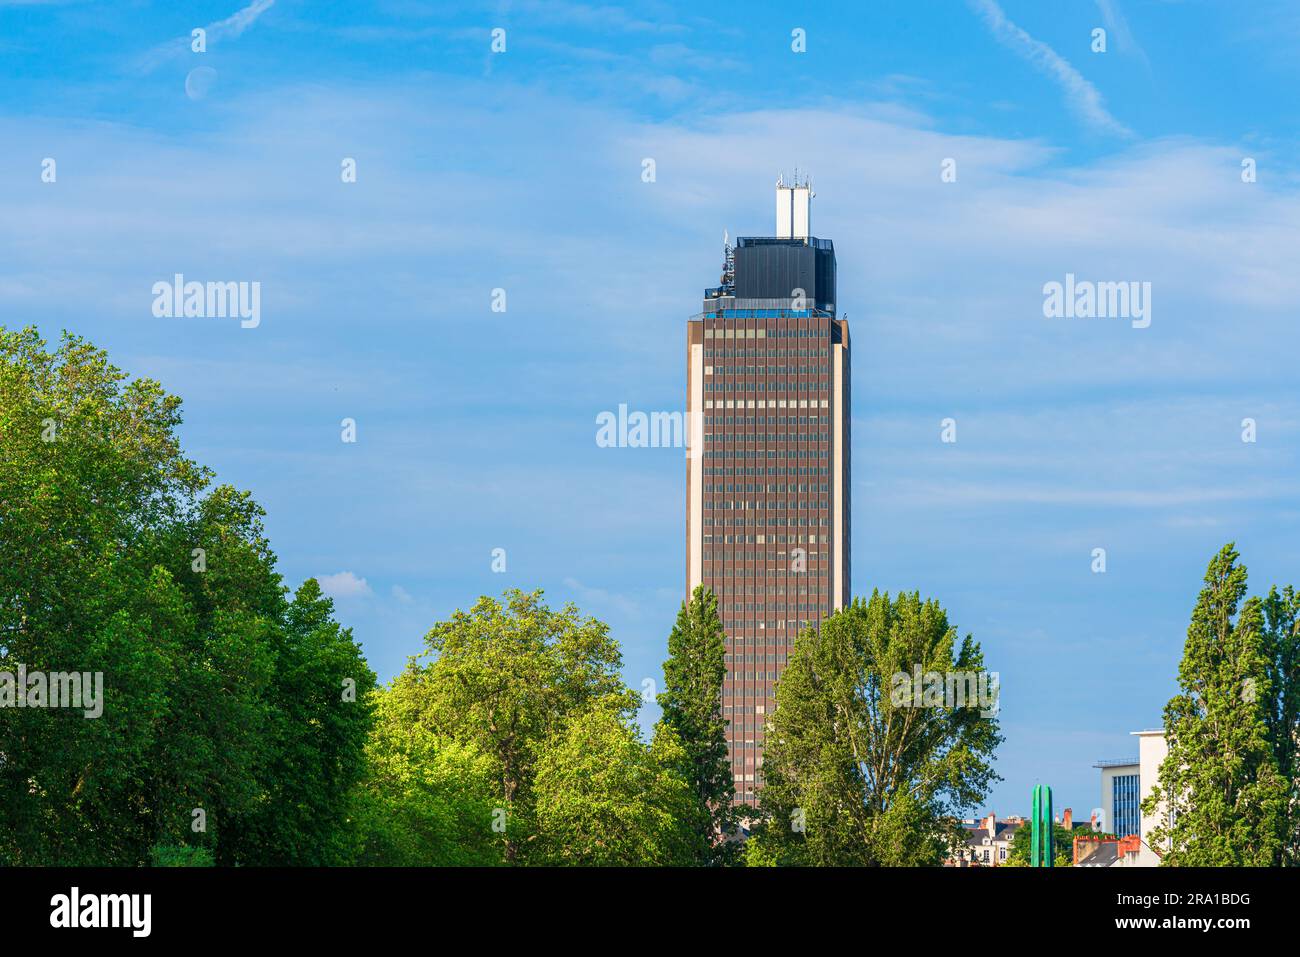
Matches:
[[702, 175, 837, 317]]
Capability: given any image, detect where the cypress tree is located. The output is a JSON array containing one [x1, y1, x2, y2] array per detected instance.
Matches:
[[658, 585, 738, 864]]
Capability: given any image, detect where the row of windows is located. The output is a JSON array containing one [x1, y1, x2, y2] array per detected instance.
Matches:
[[706, 520, 829, 529], [707, 574, 826, 582], [706, 572, 831, 581], [703, 468, 831, 479], [706, 500, 829, 510], [708, 487, 830, 498], [707, 529, 827, 541], [705, 518, 829, 528], [719, 581, 826, 592], [709, 433, 830, 444], [705, 381, 826, 393], [706, 364, 826, 375], [706, 348, 829, 359], [703, 324, 828, 336], [705, 469, 829, 480], [704, 399, 830, 410], [704, 450, 828, 461], [708, 413, 829, 423], [716, 587, 825, 596], [721, 614, 820, 623], [704, 535, 830, 546], [702, 553, 826, 567], [728, 670, 785, 686], [725, 601, 826, 611], [707, 553, 826, 566], [717, 598, 816, 605], [727, 671, 781, 681]]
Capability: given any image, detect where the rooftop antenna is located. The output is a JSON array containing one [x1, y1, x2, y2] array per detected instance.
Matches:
[[775, 173, 813, 240]]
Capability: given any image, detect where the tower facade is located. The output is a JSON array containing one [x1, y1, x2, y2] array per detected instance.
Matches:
[[685, 177, 851, 805]]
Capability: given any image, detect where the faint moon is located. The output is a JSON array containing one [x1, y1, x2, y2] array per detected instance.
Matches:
[[184, 66, 218, 101]]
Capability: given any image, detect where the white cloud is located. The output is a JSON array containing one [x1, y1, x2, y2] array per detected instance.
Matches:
[[390, 584, 414, 604], [969, 0, 1132, 136], [562, 577, 641, 618], [1096, 0, 1150, 67], [317, 571, 373, 599], [135, 0, 276, 72], [211, 0, 275, 40], [5, 78, 1299, 605]]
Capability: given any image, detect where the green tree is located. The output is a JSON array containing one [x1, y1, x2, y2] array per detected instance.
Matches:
[[0, 327, 375, 865], [750, 591, 1001, 866], [1144, 544, 1288, 866], [348, 682, 504, 866], [223, 578, 377, 866], [149, 844, 215, 867], [658, 585, 737, 864], [392, 589, 637, 862], [532, 705, 697, 866], [1260, 584, 1300, 863]]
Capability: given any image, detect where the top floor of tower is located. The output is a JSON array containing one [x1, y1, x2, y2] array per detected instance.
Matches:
[[703, 175, 836, 317]]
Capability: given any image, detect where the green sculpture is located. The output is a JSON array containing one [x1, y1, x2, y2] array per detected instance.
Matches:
[[1031, 784, 1054, 867]]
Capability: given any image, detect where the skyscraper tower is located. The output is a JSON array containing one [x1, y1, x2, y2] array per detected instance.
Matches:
[[685, 176, 851, 805]]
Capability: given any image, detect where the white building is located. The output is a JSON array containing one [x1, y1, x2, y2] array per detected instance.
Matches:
[[1093, 729, 1167, 866]]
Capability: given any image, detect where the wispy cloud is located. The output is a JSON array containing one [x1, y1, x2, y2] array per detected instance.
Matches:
[[134, 0, 276, 73], [562, 577, 641, 618], [514, 0, 688, 35], [317, 571, 374, 599], [969, 0, 1131, 136], [1096, 0, 1152, 70]]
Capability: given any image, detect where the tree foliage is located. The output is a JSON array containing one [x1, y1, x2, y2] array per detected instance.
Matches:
[[533, 706, 698, 866], [658, 585, 737, 864], [348, 682, 504, 866], [1145, 544, 1292, 866], [0, 328, 375, 865], [1260, 584, 1300, 863], [750, 591, 1001, 866], [386, 589, 661, 863]]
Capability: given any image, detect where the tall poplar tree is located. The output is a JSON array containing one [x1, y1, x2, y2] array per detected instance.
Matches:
[[1144, 544, 1288, 865], [1261, 584, 1300, 863], [658, 585, 738, 865]]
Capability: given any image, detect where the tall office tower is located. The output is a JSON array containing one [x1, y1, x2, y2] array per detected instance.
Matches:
[[685, 177, 851, 805]]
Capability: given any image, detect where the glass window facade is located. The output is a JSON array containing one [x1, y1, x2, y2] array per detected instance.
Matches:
[[1113, 773, 1140, 838]]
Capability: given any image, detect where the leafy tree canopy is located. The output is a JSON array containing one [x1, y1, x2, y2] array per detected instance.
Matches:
[[0, 327, 374, 866], [751, 590, 1001, 866]]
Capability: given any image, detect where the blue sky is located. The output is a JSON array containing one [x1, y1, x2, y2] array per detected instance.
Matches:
[[3, 0, 1299, 817]]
